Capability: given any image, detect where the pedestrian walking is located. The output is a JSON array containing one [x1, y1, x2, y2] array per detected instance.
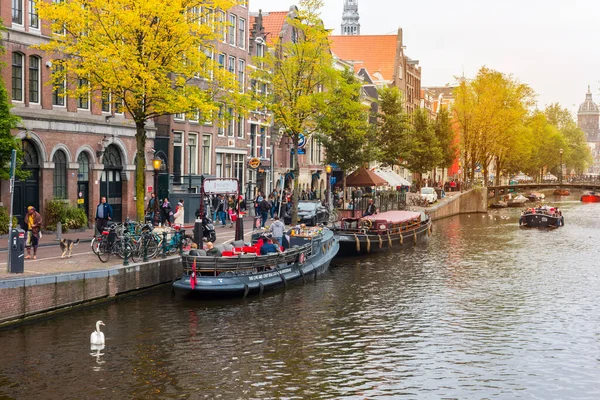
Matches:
[[270, 216, 285, 247], [217, 195, 227, 226], [259, 197, 272, 228], [160, 197, 172, 227], [146, 193, 157, 225], [24, 206, 42, 260], [173, 199, 185, 225], [95, 196, 113, 234]]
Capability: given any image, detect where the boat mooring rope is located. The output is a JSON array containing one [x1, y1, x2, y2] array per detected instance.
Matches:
[[354, 233, 360, 252], [428, 223, 432, 236], [366, 235, 371, 253], [400, 232, 403, 245], [387, 232, 392, 248], [414, 230, 417, 245], [378, 235, 383, 249]]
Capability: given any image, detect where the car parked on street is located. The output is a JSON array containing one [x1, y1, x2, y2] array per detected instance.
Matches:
[[420, 187, 438, 204], [284, 200, 329, 226]]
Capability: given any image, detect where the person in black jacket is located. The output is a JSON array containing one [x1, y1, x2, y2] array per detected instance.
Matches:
[[160, 198, 172, 227], [364, 199, 377, 216]]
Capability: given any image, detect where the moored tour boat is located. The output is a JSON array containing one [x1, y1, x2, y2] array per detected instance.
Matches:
[[172, 227, 339, 297], [519, 205, 564, 228], [580, 191, 600, 202], [554, 189, 571, 196], [506, 194, 528, 207], [525, 192, 545, 202], [333, 210, 432, 256]]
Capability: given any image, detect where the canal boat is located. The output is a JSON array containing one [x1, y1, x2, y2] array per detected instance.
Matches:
[[519, 206, 564, 228], [172, 227, 339, 298], [525, 192, 545, 202], [554, 189, 571, 196], [506, 194, 528, 207], [332, 210, 432, 256], [490, 200, 508, 209], [580, 191, 600, 202]]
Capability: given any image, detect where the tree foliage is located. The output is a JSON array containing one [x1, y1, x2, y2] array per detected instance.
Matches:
[[37, 0, 247, 219], [404, 108, 443, 177], [434, 106, 457, 178], [253, 0, 334, 224], [375, 87, 410, 167]]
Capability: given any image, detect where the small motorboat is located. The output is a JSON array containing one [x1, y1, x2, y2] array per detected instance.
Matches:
[[580, 191, 600, 202], [554, 189, 570, 196], [519, 206, 564, 228], [490, 200, 508, 209], [506, 194, 528, 207], [525, 192, 545, 202]]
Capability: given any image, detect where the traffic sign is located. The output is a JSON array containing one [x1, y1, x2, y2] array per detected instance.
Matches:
[[298, 133, 306, 148]]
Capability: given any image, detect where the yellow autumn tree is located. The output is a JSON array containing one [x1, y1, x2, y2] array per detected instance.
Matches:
[[253, 0, 335, 224], [37, 0, 248, 219]]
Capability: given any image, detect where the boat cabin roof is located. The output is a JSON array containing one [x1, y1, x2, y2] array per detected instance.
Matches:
[[361, 210, 421, 224]]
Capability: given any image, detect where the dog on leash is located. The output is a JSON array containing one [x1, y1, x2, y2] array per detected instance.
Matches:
[[60, 238, 80, 258]]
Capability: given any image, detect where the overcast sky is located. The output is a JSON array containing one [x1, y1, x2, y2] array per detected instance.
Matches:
[[250, 0, 599, 116]]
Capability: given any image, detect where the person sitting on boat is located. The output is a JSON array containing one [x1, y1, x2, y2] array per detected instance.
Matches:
[[363, 199, 377, 216], [206, 242, 222, 257], [260, 238, 282, 255]]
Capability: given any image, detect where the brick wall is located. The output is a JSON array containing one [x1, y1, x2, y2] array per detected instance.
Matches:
[[0, 257, 181, 325]]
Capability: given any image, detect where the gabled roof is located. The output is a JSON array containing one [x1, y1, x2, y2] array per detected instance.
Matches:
[[329, 35, 398, 83], [260, 11, 290, 45]]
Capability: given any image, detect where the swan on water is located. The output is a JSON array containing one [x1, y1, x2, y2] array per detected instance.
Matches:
[[90, 320, 105, 346]]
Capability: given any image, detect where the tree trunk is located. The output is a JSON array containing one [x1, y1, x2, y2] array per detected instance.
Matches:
[[135, 121, 147, 221], [291, 133, 300, 225]]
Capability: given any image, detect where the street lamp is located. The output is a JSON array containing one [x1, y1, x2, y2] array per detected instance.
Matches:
[[559, 148, 563, 185], [325, 164, 332, 211], [152, 155, 162, 225]]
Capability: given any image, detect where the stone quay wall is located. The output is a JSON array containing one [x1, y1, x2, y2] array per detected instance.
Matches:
[[0, 257, 182, 325], [428, 188, 488, 221]]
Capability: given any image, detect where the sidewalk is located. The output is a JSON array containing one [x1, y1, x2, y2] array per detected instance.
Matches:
[[0, 217, 263, 280]]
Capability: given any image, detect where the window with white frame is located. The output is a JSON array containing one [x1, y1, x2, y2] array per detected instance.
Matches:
[[101, 90, 111, 113], [238, 18, 246, 49], [218, 53, 225, 69], [202, 134, 211, 174], [114, 93, 123, 114], [238, 59, 245, 92], [77, 77, 89, 109], [52, 0, 66, 35], [52, 64, 66, 106], [173, 132, 184, 184], [29, 56, 40, 104], [216, 153, 223, 177], [234, 154, 244, 186], [228, 14, 236, 46], [256, 43, 264, 68], [228, 55, 235, 75], [11, 53, 23, 102], [174, 112, 185, 121], [217, 11, 226, 42], [203, 47, 214, 80], [29, 0, 39, 29], [189, 110, 199, 123], [225, 153, 233, 177], [227, 107, 234, 137], [258, 126, 266, 158], [237, 116, 244, 139], [250, 124, 257, 157], [217, 104, 225, 136], [188, 133, 198, 174], [12, 0, 23, 25]]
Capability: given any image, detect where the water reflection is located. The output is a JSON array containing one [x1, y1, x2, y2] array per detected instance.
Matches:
[[90, 344, 105, 371], [1, 199, 600, 398]]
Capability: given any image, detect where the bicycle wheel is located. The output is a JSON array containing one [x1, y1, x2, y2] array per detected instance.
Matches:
[[91, 237, 100, 255], [97, 240, 111, 263]]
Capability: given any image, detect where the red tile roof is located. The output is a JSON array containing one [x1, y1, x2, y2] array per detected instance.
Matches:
[[261, 11, 290, 45], [329, 35, 398, 82]]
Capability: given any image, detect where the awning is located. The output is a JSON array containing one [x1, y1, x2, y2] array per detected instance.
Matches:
[[345, 167, 388, 187], [372, 169, 411, 187]]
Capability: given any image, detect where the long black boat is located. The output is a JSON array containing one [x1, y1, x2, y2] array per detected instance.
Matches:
[[172, 227, 339, 297], [333, 210, 432, 256], [519, 206, 564, 228]]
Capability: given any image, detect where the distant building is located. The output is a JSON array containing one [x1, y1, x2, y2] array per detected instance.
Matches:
[[341, 0, 360, 36], [577, 86, 600, 173]]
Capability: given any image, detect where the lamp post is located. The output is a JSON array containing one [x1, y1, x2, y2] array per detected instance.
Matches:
[[325, 164, 332, 211], [559, 148, 563, 185], [152, 155, 162, 225]]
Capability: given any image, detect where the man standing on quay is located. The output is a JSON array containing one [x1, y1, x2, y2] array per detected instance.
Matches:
[[95, 196, 113, 234]]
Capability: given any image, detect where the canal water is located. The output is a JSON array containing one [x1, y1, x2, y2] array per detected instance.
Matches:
[[1, 197, 600, 399]]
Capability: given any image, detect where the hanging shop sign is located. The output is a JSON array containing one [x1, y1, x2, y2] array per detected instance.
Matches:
[[248, 157, 261, 169], [203, 178, 239, 194]]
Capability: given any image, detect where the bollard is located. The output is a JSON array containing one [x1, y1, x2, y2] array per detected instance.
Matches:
[[123, 235, 130, 266], [56, 221, 62, 241], [161, 231, 168, 258], [143, 235, 149, 262]]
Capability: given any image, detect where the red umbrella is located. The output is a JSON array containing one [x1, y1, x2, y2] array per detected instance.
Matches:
[[344, 167, 388, 187]]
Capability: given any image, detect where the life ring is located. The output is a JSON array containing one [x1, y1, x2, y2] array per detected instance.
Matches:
[[360, 219, 373, 230]]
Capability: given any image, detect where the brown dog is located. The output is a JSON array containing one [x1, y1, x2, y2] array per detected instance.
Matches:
[[60, 238, 80, 258]]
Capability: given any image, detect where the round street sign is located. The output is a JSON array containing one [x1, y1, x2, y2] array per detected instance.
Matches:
[[248, 157, 261, 169], [298, 133, 306, 148]]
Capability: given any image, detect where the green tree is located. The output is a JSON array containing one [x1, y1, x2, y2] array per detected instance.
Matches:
[[316, 68, 369, 202], [376, 87, 410, 167], [37, 0, 246, 219], [254, 0, 334, 224], [404, 108, 443, 182]]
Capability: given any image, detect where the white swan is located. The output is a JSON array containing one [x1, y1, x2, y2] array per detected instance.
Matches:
[[90, 320, 105, 346]]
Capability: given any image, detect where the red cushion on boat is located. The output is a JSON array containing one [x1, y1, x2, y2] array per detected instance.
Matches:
[[242, 246, 256, 253], [221, 251, 235, 257]]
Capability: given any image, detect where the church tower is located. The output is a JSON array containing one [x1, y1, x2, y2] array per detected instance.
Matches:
[[341, 0, 360, 35], [578, 86, 600, 142]]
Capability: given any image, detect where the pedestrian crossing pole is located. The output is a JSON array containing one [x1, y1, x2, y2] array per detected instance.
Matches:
[[7, 149, 16, 273]]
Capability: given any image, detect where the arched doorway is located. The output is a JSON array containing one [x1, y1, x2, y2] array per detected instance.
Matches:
[[100, 144, 123, 222], [13, 140, 40, 227], [77, 152, 90, 220]]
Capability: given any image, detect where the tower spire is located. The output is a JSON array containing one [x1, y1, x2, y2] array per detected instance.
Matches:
[[341, 0, 360, 36]]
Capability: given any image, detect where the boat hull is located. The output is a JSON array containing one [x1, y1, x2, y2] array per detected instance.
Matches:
[[172, 229, 339, 297], [580, 194, 600, 203], [519, 213, 563, 228], [554, 189, 571, 196], [334, 219, 432, 256]]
